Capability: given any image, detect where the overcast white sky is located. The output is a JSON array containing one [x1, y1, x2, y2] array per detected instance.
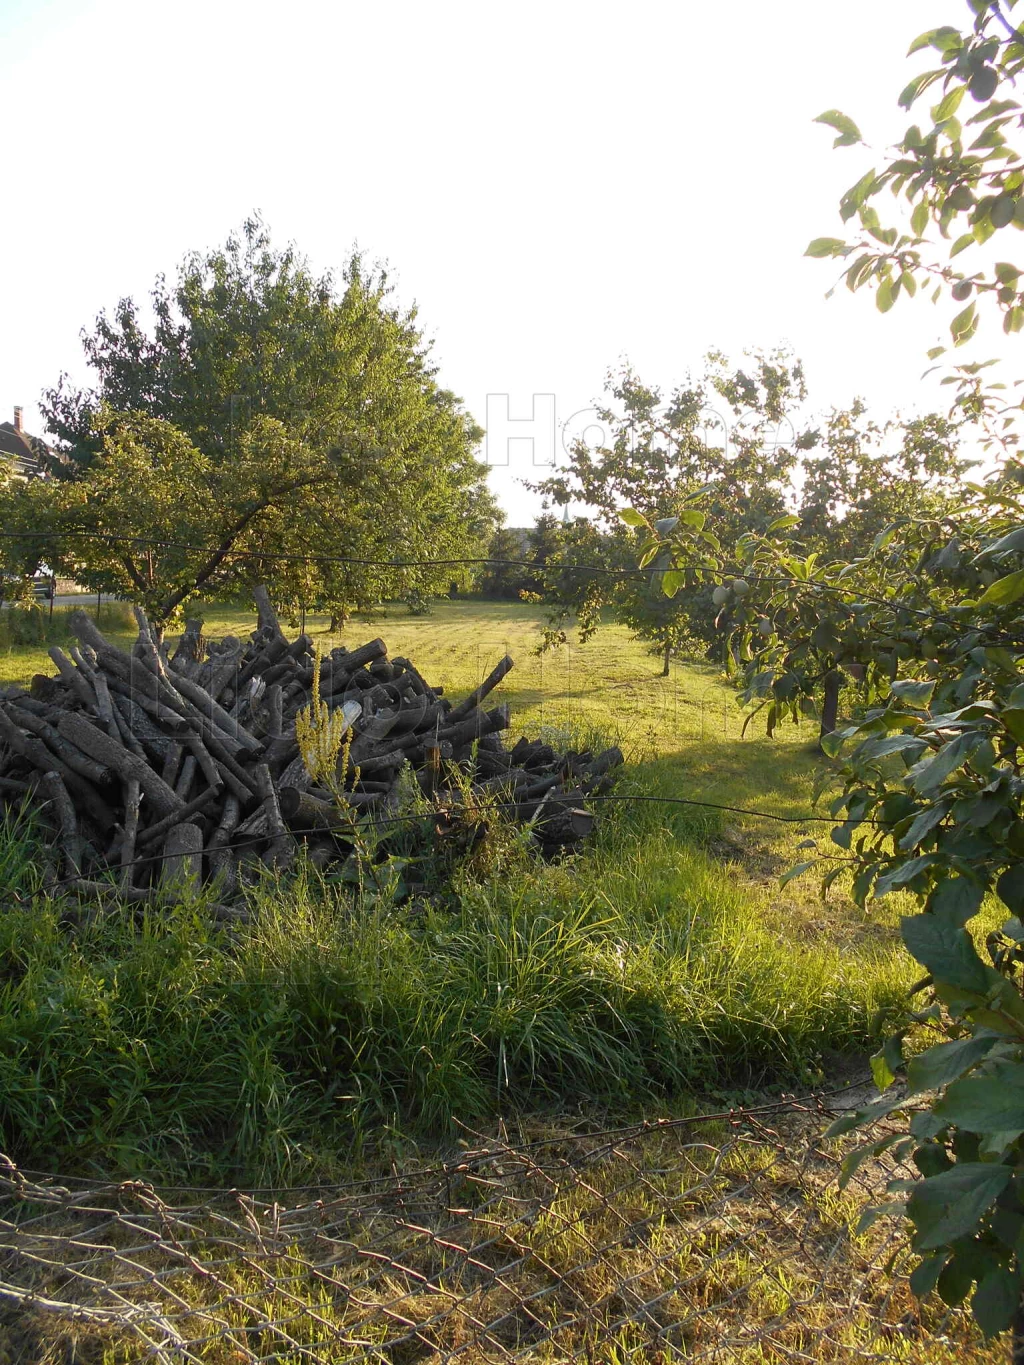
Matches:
[[2, 0, 1007, 521]]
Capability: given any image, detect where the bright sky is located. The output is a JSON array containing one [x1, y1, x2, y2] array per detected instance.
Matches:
[[2, 0, 1003, 523]]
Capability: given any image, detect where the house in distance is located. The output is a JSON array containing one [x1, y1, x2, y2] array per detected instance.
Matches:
[[0, 406, 47, 479]]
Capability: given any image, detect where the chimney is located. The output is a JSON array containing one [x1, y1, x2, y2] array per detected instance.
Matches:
[[13, 407, 23, 433]]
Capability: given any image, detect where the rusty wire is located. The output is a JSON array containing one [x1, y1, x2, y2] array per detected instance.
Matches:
[[0, 1105, 994, 1364]]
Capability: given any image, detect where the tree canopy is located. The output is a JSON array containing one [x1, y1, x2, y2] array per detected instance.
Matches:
[[25, 219, 497, 627], [530, 352, 966, 676]]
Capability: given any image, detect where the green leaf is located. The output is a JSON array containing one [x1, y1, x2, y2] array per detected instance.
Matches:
[[1000, 705, 1024, 743], [978, 526, 1024, 557], [814, 109, 863, 146], [661, 569, 684, 598], [873, 522, 899, 551], [933, 1064, 1024, 1132], [870, 1032, 904, 1091], [906, 1033, 1001, 1095], [974, 214, 996, 247], [908, 733, 981, 795], [899, 802, 949, 851], [899, 69, 943, 110], [927, 27, 962, 54], [907, 1163, 1012, 1251], [910, 1253, 949, 1299], [824, 1092, 909, 1139], [938, 1249, 977, 1306], [950, 232, 976, 258], [840, 167, 880, 221], [928, 876, 984, 927], [892, 679, 936, 706], [950, 299, 978, 345], [619, 508, 647, 528], [979, 568, 1024, 605], [908, 28, 960, 55], [855, 732, 928, 762], [653, 516, 679, 535], [845, 252, 876, 290], [996, 864, 1024, 915], [780, 859, 815, 888], [900, 914, 992, 993], [907, 30, 937, 54], [870, 1049, 896, 1091], [932, 85, 966, 122], [806, 236, 848, 258], [973, 1266, 1021, 1338], [911, 201, 931, 237], [876, 277, 895, 313], [993, 194, 1018, 229], [875, 854, 937, 897]]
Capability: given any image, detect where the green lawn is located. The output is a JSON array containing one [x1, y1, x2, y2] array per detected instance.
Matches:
[[0, 598, 916, 1184]]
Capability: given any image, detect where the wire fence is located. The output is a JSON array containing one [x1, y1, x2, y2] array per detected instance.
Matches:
[[0, 1102, 992, 1364]]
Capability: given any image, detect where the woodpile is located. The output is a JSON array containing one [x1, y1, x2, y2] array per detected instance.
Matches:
[[0, 589, 622, 913]]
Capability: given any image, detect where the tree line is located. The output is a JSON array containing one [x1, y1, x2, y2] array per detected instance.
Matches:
[[0, 213, 970, 656]]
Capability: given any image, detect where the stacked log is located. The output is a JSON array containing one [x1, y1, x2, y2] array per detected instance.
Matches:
[[0, 592, 622, 907]]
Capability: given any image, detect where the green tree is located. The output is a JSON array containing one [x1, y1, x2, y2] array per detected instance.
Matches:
[[39, 218, 497, 623], [533, 351, 812, 671], [476, 516, 565, 600], [523, 513, 564, 593], [641, 3, 1024, 1343], [0, 461, 44, 610], [477, 526, 527, 600], [46, 411, 345, 630]]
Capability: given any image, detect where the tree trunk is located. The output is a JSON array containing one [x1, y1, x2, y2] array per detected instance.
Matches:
[[661, 635, 671, 677], [819, 669, 842, 750]]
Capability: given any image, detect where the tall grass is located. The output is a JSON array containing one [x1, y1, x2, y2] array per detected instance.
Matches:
[[0, 798, 912, 1186], [0, 602, 917, 1185]]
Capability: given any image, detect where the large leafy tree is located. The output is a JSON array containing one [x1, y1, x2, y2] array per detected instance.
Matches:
[[39, 219, 497, 624], [533, 351, 810, 670], [639, 1, 1024, 1345]]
